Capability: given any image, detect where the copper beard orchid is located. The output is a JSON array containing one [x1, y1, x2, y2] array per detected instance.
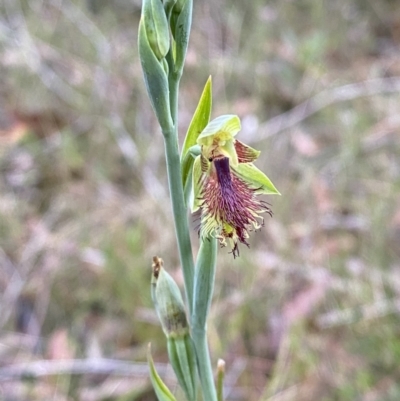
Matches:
[[191, 115, 280, 257]]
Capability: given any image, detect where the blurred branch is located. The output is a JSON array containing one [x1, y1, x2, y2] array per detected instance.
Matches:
[[2, 0, 88, 109], [258, 77, 400, 140], [2, 0, 168, 203], [47, 0, 111, 65], [0, 358, 170, 382], [316, 298, 400, 329], [223, 357, 247, 399], [0, 249, 24, 329], [47, 0, 112, 105]]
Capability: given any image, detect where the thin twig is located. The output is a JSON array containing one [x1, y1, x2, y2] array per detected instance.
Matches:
[[257, 76, 400, 140], [316, 298, 400, 329], [0, 359, 171, 382], [0, 250, 24, 329]]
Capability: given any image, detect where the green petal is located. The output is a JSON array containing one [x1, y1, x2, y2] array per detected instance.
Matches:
[[220, 140, 238, 167], [148, 344, 178, 401], [191, 155, 204, 212], [197, 115, 241, 146], [233, 163, 280, 195]]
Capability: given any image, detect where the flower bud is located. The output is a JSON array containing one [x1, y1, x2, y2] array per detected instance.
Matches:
[[142, 0, 170, 61], [163, 0, 177, 16], [217, 359, 226, 401], [172, 0, 186, 14], [169, 0, 192, 73], [151, 257, 197, 401], [151, 256, 188, 337], [138, 19, 173, 132]]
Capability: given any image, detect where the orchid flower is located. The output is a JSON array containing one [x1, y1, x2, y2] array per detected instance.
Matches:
[[191, 115, 280, 257]]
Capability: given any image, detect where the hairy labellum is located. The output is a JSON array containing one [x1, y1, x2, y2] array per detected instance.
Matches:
[[200, 157, 272, 257]]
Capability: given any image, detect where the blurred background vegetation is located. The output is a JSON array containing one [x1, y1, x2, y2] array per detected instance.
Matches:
[[1, 0, 400, 400]]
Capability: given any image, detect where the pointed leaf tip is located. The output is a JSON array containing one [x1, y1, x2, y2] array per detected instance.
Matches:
[[181, 77, 213, 205], [148, 344, 177, 401], [181, 76, 213, 160]]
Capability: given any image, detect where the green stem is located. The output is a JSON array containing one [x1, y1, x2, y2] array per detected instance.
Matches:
[[192, 238, 218, 401], [166, 23, 217, 399], [162, 74, 195, 315], [165, 44, 180, 125], [192, 328, 217, 401]]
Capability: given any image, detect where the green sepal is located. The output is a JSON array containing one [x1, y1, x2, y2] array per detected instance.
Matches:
[[167, 336, 197, 401], [148, 344, 178, 401], [196, 114, 241, 167], [197, 114, 241, 145], [233, 163, 280, 195], [181, 77, 212, 205], [171, 0, 192, 73], [138, 19, 173, 132]]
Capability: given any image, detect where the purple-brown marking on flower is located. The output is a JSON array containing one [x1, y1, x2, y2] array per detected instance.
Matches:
[[200, 156, 272, 258], [234, 140, 260, 163], [191, 115, 279, 257]]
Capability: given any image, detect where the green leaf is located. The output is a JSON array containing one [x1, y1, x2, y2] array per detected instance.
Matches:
[[181, 77, 212, 204], [167, 336, 197, 401], [138, 19, 173, 132], [233, 163, 281, 195], [148, 344, 178, 401]]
